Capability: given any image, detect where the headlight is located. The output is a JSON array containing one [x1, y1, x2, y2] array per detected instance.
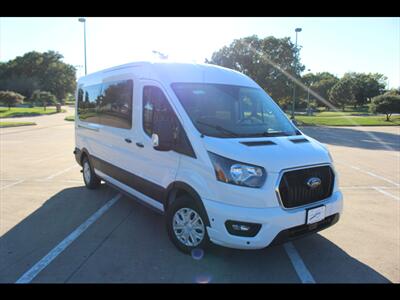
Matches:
[[208, 152, 266, 188]]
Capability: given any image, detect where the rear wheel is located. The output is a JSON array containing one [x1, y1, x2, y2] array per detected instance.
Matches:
[[82, 156, 100, 189], [166, 195, 210, 254]]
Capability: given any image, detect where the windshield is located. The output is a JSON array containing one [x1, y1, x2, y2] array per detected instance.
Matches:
[[171, 83, 299, 138]]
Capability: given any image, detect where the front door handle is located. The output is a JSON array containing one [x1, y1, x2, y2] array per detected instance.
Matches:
[[135, 142, 144, 148], [125, 138, 132, 143]]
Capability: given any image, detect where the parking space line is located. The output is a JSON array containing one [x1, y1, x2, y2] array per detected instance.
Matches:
[[15, 193, 122, 284], [373, 187, 400, 201], [283, 242, 315, 284], [44, 165, 78, 180], [0, 180, 25, 190], [31, 153, 65, 164], [336, 161, 399, 187]]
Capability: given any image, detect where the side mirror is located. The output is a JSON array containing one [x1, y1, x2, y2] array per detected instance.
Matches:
[[151, 133, 159, 147], [152, 119, 175, 151]]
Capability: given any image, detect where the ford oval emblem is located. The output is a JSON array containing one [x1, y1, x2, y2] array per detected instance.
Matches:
[[306, 177, 321, 189]]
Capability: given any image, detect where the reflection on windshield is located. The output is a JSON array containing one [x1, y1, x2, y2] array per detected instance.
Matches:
[[171, 83, 298, 138]]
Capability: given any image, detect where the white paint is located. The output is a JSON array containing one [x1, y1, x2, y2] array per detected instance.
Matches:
[[0, 179, 25, 190], [95, 169, 164, 212], [15, 193, 122, 284], [283, 242, 316, 284], [364, 171, 399, 187], [44, 165, 78, 180], [373, 187, 400, 201], [31, 153, 65, 164], [340, 186, 392, 190], [337, 161, 399, 187]]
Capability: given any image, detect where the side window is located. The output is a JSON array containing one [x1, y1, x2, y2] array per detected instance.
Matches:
[[78, 84, 102, 124], [99, 79, 133, 129], [142, 85, 196, 158], [142, 86, 174, 137]]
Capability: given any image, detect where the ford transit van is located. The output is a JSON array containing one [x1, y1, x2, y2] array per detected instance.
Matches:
[[74, 61, 343, 253]]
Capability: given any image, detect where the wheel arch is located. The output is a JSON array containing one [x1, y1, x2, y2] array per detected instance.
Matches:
[[165, 181, 210, 226]]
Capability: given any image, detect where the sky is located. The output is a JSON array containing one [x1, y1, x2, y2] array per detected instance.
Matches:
[[0, 17, 399, 88]]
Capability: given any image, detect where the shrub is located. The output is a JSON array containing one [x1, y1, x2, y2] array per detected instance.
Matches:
[[0, 90, 25, 109], [370, 93, 400, 121], [31, 90, 58, 111]]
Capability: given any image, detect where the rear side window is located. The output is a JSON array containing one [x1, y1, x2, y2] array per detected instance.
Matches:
[[78, 84, 102, 124], [77, 79, 133, 129], [99, 80, 133, 129]]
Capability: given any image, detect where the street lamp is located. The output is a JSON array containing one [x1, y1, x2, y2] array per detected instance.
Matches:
[[291, 27, 302, 119], [78, 18, 87, 75], [307, 68, 311, 116]]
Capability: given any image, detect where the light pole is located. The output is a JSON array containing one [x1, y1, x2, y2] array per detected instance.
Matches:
[[291, 27, 302, 120], [78, 18, 87, 75], [307, 68, 311, 116]]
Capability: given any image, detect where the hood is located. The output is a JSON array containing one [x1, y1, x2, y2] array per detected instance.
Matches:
[[201, 134, 331, 173]]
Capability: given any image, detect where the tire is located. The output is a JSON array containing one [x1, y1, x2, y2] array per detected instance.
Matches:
[[82, 156, 101, 189], [166, 195, 210, 254]]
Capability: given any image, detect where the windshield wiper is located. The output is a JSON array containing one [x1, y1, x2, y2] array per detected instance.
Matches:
[[195, 120, 239, 137], [262, 131, 292, 137], [240, 131, 293, 137]]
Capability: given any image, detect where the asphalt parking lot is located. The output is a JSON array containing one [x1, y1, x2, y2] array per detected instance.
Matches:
[[0, 109, 399, 283]]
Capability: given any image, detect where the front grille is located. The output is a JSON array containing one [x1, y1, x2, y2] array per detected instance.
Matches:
[[278, 165, 334, 208]]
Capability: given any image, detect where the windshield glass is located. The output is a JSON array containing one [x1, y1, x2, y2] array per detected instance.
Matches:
[[171, 83, 299, 138]]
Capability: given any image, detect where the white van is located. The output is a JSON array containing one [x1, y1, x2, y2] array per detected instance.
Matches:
[[74, 61, 343, 253]]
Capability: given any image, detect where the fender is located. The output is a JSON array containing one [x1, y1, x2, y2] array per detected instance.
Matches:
[[166, 181, 210, 226]]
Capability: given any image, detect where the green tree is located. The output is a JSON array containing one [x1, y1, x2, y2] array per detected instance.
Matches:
[[329, 77, 357, 111], [0, 91, 25, 109], [370, 93, 400, 121], [0, 51, 76, 101], [301, 72, 339, 109], [206, 35, 305, 106], [31, 90, 57, 111], [343, 72, 387, 107]]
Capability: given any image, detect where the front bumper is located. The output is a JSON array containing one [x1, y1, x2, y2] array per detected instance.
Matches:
[[203, 190, 343, 249]]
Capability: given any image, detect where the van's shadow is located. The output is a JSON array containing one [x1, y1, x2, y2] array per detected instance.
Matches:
[[0, 185, 392, 283], [300, 126, 400, 151]]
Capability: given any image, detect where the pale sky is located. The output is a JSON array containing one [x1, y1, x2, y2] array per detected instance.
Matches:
[[0, 17, 399, 88]]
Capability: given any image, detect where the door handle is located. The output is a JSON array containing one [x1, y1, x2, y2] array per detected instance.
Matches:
[[125, 138, 132, 143], [135, 142, 144, 148], [78, 124, 100, 132]]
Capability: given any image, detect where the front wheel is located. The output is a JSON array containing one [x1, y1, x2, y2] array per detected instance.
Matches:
[[166, 195, 210, 254]]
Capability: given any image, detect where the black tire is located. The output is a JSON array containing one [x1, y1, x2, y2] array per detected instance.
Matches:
[[166, 195, 210, 254], [82, 156, 101, 189]]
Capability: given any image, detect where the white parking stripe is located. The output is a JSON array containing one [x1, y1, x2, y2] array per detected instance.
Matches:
[[337, 161, 399, 187], [44, 165, 78, 180], [31, 153, 65, 164], [15, 193, 122, 284], [373, 187, 400, 201], [0, 180, 25, 190], [284, 242, 315, 283]]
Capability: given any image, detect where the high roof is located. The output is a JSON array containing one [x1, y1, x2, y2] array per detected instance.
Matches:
[[78, 61, 259, 88]]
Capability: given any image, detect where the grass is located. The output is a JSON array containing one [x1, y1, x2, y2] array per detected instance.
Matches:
[[0, 121, 36, 128], [296, 115, 400, 126], [0, 107, 65, 118], [64, 115, 75, 121]]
